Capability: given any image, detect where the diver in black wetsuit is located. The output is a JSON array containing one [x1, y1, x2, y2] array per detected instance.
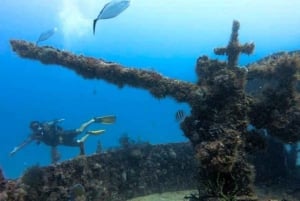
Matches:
[[9, 115, 116, 162]]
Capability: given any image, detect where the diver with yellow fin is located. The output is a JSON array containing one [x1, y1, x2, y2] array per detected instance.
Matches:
[[9, 115, 116, 161]]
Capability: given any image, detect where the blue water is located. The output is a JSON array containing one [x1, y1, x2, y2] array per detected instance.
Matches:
[[1, 0, 300, 179]]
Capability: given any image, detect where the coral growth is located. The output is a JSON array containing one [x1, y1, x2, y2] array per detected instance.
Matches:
[[247, 54, 300, 143], [22, 165, 45, 189], [8, 20, 300, 201], [184, 55, 256, 199], [9, 40, 205, 105], [214, 20, 255, 67], [0, 168, 27, 201], [1, 143, 196, 201], [0, 169, 6, 192]]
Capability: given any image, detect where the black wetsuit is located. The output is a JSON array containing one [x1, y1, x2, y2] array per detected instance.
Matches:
[[32, 122, 81, 147]]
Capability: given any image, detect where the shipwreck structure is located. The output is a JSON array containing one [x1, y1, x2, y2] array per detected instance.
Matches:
[[2, 20, 300, 200]]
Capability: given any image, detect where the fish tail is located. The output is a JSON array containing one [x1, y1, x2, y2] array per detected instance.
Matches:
[[93, 19, 98, 35]]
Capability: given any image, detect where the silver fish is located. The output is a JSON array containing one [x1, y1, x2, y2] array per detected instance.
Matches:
[[36, 27, 57, 45], [93, 0, 130, 35]]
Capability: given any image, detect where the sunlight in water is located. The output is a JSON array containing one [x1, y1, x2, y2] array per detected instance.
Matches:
[[58, 0, 103, 41]]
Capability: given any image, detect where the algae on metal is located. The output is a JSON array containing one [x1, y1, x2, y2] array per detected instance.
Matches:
[[214, 20, 255, 67]]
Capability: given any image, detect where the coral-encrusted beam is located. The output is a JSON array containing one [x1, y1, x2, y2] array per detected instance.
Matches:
[[214, 20, 255, 67], [10, 40, 205, 105]]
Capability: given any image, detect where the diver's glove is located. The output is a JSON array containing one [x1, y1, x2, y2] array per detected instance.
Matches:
[[9, 147, 18, 156], [46, 118, 65, 126]]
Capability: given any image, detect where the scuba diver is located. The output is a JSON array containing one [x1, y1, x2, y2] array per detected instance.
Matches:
[[9, 115, 116, 162]]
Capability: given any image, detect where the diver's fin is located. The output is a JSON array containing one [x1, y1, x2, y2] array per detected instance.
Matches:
[[93, 19, 98, 35], [93, 115, 116, 124], [86, 129, 105, 135]]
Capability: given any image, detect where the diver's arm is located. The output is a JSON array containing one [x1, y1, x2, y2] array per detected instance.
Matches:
[[9, 137, 34, 156], [45, 118, 65, 126]]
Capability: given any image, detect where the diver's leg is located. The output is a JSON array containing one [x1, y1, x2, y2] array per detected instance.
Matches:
[[76, 119, 95, 133], [61, 138, 85, 155], [76, 130, 105, 144], [79, 142, 85, 155], [51, 146, 60, 163], [77, 134, 90, 144], [61, 129, 104, 155], [76, 115, 116, 133], [72, 130, 105, 156]]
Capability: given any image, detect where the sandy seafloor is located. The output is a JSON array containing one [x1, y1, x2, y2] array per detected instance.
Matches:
[[127, 190, 197, 201], [127, 188, 300, 201]]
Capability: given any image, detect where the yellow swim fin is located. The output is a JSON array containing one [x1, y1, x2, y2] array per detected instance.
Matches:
[[87, 129, 105, 135], [94, 115, 116, 124]]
